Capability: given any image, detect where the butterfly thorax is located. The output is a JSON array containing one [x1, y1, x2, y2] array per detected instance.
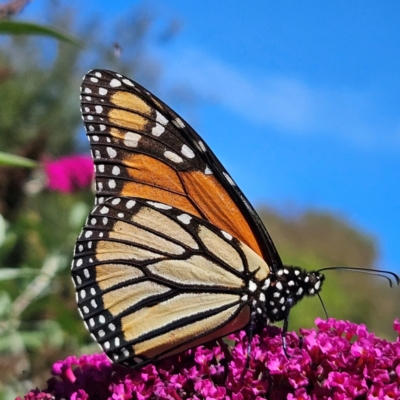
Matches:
[[257, 267, 325, 323]]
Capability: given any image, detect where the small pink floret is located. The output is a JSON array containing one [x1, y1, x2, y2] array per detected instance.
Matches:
[[44, 155, 94, 193]]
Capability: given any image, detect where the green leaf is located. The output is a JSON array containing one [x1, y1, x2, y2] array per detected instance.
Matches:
[[0, 268, 39, 281], [0, 291, 11, 318], [69, 201, 91, 229], [0, 151, 38, 168], [0, 20, 82, 45]]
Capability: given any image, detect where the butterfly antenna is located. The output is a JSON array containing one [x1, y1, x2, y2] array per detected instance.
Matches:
[[316, 267, 400, 288]]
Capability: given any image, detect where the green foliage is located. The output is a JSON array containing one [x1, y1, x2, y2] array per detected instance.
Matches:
[[0, 20, 81, 45], [0, 152, 38, 168]]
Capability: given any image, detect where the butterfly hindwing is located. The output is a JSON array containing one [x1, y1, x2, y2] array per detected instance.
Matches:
[[80, 69, 282, 269], [72, 197, 270, 367]]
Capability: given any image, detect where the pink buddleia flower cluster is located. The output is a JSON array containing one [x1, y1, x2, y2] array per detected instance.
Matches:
[[44, 155, 94, 193], [18, 318, 400, 400]]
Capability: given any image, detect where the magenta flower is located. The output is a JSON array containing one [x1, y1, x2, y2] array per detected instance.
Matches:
[[44, 155, 94, 193], [18, 318, 400, 399]]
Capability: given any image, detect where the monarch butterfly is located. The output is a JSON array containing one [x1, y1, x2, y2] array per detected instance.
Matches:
[[71, 69, 326, 369]]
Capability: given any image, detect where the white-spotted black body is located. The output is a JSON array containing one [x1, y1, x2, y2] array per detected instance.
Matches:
[[259, 267, 325, 323]]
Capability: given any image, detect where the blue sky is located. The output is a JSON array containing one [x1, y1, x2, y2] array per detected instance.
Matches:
[[23, 1, 400, 272]]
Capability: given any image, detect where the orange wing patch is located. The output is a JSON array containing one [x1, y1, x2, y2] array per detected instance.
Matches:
[[180, 171, 263, 257], [116, 152, 262, 255]]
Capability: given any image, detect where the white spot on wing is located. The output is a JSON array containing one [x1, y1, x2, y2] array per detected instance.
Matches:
[[164, 151, 183, 163], [151, 123, 165, 137], [112, 166, 120, 176], [156, 110, 168, 126], [124, 132, 141, 147], [248, 280, 257, 292], [107, 147, 117, 158], [181, 144, 195, 159], [99, 88, 107, 95], [126, 200, 136, 209], [147, 201, 172, 210], [223, 172, 235, 186], [204, 166, 213, 175], [177, 214, 192, 224], [122, 79, 134, 86], [110, 79, 121, 87], [172, 117, 185, 128], [221, 230, 232, 240], [198, 141, 206, 152], [262, 279, 270, 290]]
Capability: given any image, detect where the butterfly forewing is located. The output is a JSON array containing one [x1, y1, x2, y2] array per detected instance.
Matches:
[[72, 197, 269, 367], [80, 69, 281, 267], [72, 69, 290, 368]]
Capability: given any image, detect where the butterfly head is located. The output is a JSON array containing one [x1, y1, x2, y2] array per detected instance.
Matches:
[[260, 266, 325, 323]]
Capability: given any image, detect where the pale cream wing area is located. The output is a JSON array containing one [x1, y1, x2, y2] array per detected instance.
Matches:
[[72, 196, 271, 367]]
